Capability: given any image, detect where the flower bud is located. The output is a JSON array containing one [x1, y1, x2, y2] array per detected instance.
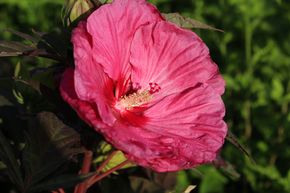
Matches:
[[64, 0, 96, 26], [71, 0, 93, 21]]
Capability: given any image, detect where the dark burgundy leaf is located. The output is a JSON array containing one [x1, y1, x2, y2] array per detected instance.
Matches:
[[22, 112, 84, 188], [5, 29, 39, 44], [0, 130, 24, 190], [29, 173, 93, 193]]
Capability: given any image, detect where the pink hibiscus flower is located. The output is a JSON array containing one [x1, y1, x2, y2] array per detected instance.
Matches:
[[60, 0, 227, 172]]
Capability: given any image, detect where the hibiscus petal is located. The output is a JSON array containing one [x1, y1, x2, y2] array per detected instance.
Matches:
[[72, 22, 116, 126], [144, 83, 227, 142], [59, 68, 108, 129], [97, 83, 226, 172], [72, 22, 105, 101], [140, 83, 226, 171], [130, 21, 225, 98], [86, 0, 163, 91]]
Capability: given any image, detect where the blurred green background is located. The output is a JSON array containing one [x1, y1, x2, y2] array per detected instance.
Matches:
[[0, 0, 290, 193]]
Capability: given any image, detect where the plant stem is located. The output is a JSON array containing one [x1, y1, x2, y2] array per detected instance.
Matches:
[[74, 150, 93, 193], [96, 150, 118, 174], [85, 150, 118, 187], [58, 189, 65, 193], [244, 0, 253, 139], [51, 188, 65, 193]]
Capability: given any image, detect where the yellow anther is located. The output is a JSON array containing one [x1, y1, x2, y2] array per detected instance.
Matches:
[[118, 90, 152, 110]]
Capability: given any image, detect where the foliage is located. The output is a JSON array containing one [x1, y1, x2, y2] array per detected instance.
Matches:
[[0, 0, 290, 193], [150, 0, 290, 192]]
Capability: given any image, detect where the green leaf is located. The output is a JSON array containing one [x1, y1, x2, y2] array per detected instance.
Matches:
[[14, 61, 30, 80], [271, 78, 284, 102], [0, 129, 24, 190], [29, 173, 93, 193], [68, 0, 95, 23], [104, 151, 135, 172], [174, 171, 190, 193], [162, 13, 224, 32], [12, 89, 24, 104], [12, 78, 42, 106], [22, 112, 83, 189], [98, 0, 107, 3], [199, 167, 228, 193], [14, 61, 21, 78]]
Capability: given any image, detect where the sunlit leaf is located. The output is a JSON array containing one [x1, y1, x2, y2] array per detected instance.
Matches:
[[175, 171, 190, 193], [93, 141, 113, 164], [98, 0, 108, 3], [103, 151, 135, 172], [94, 142, 135, 173], [12, 89, 24, 104], [14, 61, 21, 78], [271, 78, 284, 102], [162, 13, 224, 32], [199, 167, 228, 193]]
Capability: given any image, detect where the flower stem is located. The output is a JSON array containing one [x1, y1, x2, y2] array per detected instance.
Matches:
[[58, 189, 65, 193], [96, 150, 118, 174], [74, 150, 93, 193], [85, 150, 118, 187], [51, 188, 65, 193]]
